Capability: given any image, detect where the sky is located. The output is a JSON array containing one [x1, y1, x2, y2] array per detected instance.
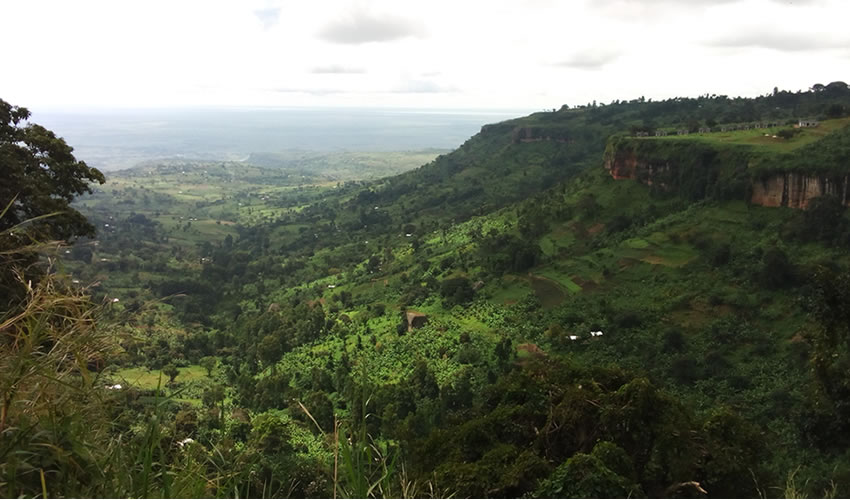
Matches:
[[1, 0, 848, 111]]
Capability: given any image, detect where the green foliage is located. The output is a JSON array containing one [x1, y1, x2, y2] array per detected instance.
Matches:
[[793, 195, 848, 245], [440, 276, 475, 306], [777, 128, 802, 140], [0, 271, 114, 497], [199, 355, 217, 376], [0, 99, 105, 309], [806, 267, 850, 443], [754, 123, 850, 176], [162, 363, 180, 383], [699, 408, 764, 498], [18, 86, 850, 498], [0, 98, 105, 241], [249, 411, 295, 455], [534, 453, 642, 499], [477, 230, 541, 275], [605, 134, 753, 201], [758, 246, 795, 288]]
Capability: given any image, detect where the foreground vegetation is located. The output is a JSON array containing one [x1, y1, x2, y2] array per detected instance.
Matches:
[[4, 84, 850, 498]]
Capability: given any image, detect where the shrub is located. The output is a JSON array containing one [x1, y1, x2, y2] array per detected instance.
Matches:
[[758, 246, 795, 289], [534, 453, 643, 498], [670, 356, 700, 384], [614, 310, 642, 329], [777, 128, 801, 140], [662, 329, 685, 352], [441, 276, 474, 306]]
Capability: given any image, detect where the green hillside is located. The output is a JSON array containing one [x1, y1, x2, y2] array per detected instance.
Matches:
[[6, 84, 850, 498]]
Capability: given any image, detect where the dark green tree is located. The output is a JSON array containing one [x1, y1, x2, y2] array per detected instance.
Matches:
[[162, 363, 179, 384], [800, 195, 847, 244], [806, 267, 850, 437], [258, 334, 283, 375], [758, 246, 795, 289], [533, 452, 643, 498], [199, 356, 217, 377], [0, 98, 105, 240], [441, 276, 474, 306], [408, 359, 440, 400], [1, 98, 105, 308], [699, 409, 765, 497]]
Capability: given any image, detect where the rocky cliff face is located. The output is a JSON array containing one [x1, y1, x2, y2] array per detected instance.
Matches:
[[604, 139, 850, 209], [750, 173, 850, 208], [604, 149, 671, 187]]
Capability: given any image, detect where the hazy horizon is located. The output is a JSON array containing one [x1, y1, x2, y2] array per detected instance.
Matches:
[[32, 107, 530, 171]]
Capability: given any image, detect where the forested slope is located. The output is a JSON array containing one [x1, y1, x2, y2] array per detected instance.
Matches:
[[5, 85, 850, 498]]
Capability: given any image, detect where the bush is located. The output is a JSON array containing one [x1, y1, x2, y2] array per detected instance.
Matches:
[[606, 214, 633, 234], [662, 329, 685, 352], [799, 195, 848, 245], [534, 453, 643, 498], [777, 128, 802, 140], [614, 310, 642, 329], [708, 242, 731, 266], [670, 356, 700, 384], [758, 246, 795, 289], [441, 276, 475, 306]]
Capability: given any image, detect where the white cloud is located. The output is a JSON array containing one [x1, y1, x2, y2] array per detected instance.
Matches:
[[707, 31, 849, 51], [554, 49, 622, 70], [390, 79, 458, 94], [0, 0, 847, 110], [310, 65, 367, 74], [317, 7, 425, 44]]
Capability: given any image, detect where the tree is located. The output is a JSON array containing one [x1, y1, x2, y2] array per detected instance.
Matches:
[[200, 356, 217, 377], [202, 383, 226, 409], [202, 383, 227, 427], [577, 194, 601, 220], [699, 409, 764, 497], [258, 334, 283, 375], [758, 246, 794, 289], [801, 195, 846, 244], [249, 411, 294, 455], [824, 81, 850, 96], [534, 452, 643, 498], [827, 103, 846, 118], [1, 98, 104, 309], [806, 267, 850, 434], [777, 128, 800, 140], [441, 276, 474, 306], [0, 99, 104, 240], [162, 363, 179, 384]]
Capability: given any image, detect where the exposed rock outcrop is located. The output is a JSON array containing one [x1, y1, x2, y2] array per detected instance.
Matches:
[[604, 149, 672, 187], [604, 137, 850, 209], [750, 173, 850, 208]]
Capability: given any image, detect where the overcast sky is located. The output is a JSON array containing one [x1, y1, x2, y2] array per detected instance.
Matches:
[[2, 0, 847, 111]]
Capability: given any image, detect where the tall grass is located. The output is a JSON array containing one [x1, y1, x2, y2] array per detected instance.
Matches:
[[328, 396, 453, 499], [0, 254, 261, 497], [0, 208, 215, 498], [0, 260, 116, 497]]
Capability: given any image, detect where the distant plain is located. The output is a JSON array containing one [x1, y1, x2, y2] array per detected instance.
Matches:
[[32, 107, 530, 171]]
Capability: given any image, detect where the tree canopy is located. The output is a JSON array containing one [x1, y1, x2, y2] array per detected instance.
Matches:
[[1, 98, 105, 310], [0, 98, 105, 241]]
